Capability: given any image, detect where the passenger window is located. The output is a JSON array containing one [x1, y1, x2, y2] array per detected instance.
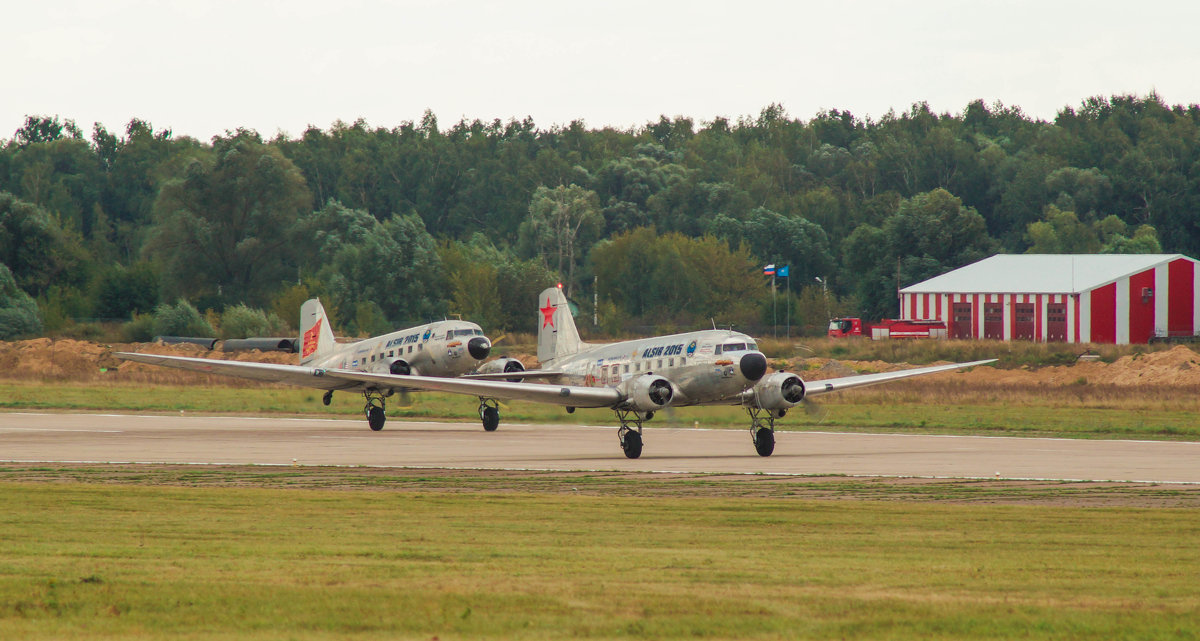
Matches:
[[388, 350, 394, 357], [408, 346, 413, 354], [370, 355, 375, 362], [624, 364, 630, 374], [680, 357, 686, 366], [657, 359, 662, 369], [668, 358, 674, 367]]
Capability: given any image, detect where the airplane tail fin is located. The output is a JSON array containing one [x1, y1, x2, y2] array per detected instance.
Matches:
[[536, 286, 584, 365], [299, 298, 336, 366]]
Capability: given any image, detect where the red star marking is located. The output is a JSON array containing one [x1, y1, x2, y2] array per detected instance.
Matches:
[[540, 298, 556, 328]]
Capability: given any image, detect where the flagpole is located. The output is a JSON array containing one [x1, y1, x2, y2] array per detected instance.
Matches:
[[772, 272, 777, 339], [786, 271, 790, 341]]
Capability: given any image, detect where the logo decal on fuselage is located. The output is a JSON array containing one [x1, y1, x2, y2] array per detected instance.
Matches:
[[641, 343, 685, 359], [302, 318, 322, 358]]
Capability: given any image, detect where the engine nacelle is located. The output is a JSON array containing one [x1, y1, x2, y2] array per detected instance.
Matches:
[[476, 357, 526, 382], [390, 359, 414, 376], [618, 374, 674, 411], [751, 372, 805, 410]]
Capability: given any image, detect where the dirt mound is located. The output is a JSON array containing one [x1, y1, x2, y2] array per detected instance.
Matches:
[[950, 344, 1200, 387], [5, 339, 1200, 389], [0, 339, 296, 385]]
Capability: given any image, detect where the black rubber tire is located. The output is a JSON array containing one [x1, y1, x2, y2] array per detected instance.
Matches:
[[622, 431, 643, 459], [481, 406, 500, 432], [753, 427, 775, 457], [367, 406, 386, 431]]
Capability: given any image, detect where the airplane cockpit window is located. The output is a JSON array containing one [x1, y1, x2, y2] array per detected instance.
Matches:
[[722, 343, 746, 352], [714, 345, 722, 355], [452, 329, 481, 337], [747, 342, 758, 351]]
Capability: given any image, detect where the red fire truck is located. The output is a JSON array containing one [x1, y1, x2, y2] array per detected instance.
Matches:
[[827, 317, 947, 340]]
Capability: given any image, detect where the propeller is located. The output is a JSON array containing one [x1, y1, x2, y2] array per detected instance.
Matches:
[[648, 379, 673, 406], [391, 387, 414, 409], [800, 397, 827, 423]]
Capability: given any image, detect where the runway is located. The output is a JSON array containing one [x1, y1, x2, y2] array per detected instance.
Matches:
[[1, 412, 1198, 483]]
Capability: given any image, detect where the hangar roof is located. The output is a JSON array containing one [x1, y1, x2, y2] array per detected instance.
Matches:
[[900, 254, 1192, 294]]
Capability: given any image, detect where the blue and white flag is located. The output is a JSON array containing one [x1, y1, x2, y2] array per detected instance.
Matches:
[[777, 265, 789, 278]]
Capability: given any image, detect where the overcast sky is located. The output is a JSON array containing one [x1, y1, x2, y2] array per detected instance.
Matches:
[[5, 0, 1199, 142]]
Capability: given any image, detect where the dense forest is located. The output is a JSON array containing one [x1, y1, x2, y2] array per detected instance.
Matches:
[[0, 93, 1195, 341]]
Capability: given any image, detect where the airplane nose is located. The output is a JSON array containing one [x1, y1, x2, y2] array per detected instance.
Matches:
[[739, 352, 767, 382], [468, 337, 491, 360]]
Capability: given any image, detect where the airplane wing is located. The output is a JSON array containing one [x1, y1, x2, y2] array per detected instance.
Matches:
[[115, 352, 359, 391], [796, 358, 996, 398], [312, 369, 621, 408], [115, 352, 622, 408]]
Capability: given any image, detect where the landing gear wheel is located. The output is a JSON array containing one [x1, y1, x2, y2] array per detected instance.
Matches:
[[753, 427, 775, 457], [367, 406, 386, 431], [620, 428, 643, 459], [478, 398, 501, 431], [322, 390, 333, 406], [481, 406, 499, 431], [614, 409, 648, 459], [745, 405, 777, 457], [363, 388, 387, 431]]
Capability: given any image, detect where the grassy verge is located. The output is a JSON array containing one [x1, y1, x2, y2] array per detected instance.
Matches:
[[1, 479, 1198, 640], [5, 380, 1200, 441]]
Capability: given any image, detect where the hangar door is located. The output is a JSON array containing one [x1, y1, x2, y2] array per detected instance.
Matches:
[[951, 302, 973, 338], [1013, 303, 1035, 341], [984, 303, 1004, 339], [1046, 303, 1067, 342]]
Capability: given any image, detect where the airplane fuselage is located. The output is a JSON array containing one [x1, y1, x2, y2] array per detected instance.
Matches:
[[542, 329, 766, 407], [315, 320, 489, 378]]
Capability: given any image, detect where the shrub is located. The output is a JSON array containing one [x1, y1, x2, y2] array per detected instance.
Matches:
[[219, 304, 289, 339], [152, 300, 213, 337], [122, 312, 156, 342], [0, 263, 42, 339]]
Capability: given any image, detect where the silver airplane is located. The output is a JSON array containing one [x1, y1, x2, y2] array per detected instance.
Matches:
[[117, 298, 493, 431], [122, 287, 993, 459]]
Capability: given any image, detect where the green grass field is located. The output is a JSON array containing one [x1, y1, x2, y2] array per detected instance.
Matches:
[[2, 478, 1199, 640], [4, 371, 1199, 639]]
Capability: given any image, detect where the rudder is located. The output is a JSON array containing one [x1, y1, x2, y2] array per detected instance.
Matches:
[[536, 286, 583, 365], [299, 298, 336, 366]]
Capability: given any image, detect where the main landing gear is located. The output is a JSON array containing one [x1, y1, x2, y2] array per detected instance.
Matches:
[[615, 408, 650, 459], [746, 406, 777, 457], [478, 397, 501, 431], [363, 388, 389, 431]]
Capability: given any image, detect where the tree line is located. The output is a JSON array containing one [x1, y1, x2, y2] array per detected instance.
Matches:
[[0, 93, 1193, 340]]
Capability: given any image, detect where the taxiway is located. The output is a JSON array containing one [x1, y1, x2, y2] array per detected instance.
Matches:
[[1, 412, 1197, 483]]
